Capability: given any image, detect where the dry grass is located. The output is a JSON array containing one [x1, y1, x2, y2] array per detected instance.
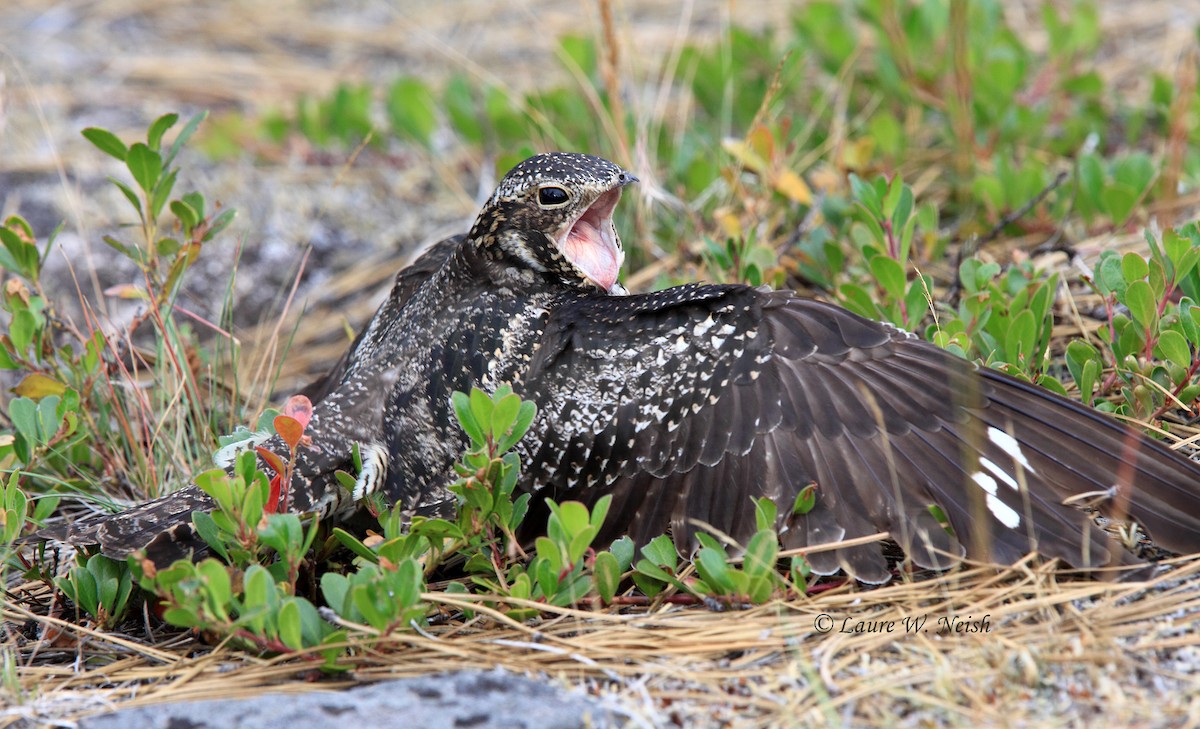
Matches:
[[5, 556, 1199, 727]]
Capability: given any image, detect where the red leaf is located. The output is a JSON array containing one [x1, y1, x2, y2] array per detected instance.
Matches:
[[264, 474, 282, 514], [274, 415, 303, 452], [282, 395, 313, 430], [255, 446, 286, 475]]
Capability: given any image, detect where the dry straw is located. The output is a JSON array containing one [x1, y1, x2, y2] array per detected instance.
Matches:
[[5, 555, 1199, 727]]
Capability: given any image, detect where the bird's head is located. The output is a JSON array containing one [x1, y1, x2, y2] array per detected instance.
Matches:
[[468, 152, 637, 292]]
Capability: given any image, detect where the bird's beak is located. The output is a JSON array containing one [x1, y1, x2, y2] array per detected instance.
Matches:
[[557, 173, 637, 292]]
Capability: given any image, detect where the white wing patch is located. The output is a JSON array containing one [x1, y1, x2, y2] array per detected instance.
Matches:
[[979, 457, 1021, 492], [987, 426, 1036, 473], [970, 472, 1022, 528]]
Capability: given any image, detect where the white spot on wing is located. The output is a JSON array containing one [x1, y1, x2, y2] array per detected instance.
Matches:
[[979, 457, 1020, 492], [987, 426, 1036, 473], [970, 472, 1021, 528]]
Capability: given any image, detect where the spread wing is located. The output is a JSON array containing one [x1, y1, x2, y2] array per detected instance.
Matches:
[[298, 235, 464, 404], [518, 286, 1200, 583], [39, 238, 464, 565]]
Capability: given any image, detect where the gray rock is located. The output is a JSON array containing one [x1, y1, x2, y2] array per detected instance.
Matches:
[[78, 668, 619, 729]]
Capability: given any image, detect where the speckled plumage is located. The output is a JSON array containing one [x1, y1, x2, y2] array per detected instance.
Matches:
[[44, 153, 1200, 583]]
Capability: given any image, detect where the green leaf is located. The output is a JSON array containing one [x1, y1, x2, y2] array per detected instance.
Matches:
[[64, 567, 99, 615], [1124, 280, 1158, 330], [182, 191, 206, 220], [278, 599, 304, 650], [156, 237, 181, 257], [555, 501, 590, 537], [443, 76, 484, 144], [904, 277, 930, 324], [589, 494, 612, 532], [8, 310, 37, 357], [593, 551, 621, 603], [497, 401, 537, 452], [568, 527, 598, 565], [838, 282, 877, 319], [1179, 299, 1200, 343], [126, 143, 163, 194], [9, 397, 38, 447], [331, 527, 379, 563], [321, 572, 351, 616], [869, 255, 907, 301], [351, 584, 389, 631], [451, 391, 484, 445], [746, 574, 774, 604], [203, 209, 237, 242], [468, 388, 493, 437], [386, 77, 437, 147], [640, 534, 677, 572], [695, 548, 734, 595], [31, 394, 59, 441], [631, 572, 664, 599], [170, 200, 199, 232], [242, 564, 273, 611], [1155, 330, 1192, 370], [162, 607, 202, 628], [1076, 154, 1103, 208], [536, 536, 563, 575], [743, 530, 778, 580], [1004, 309, 1037, 366], [1179, 383, 1200, 408], [890, 184, 914, 244], [1122, 252, 1149, 283], [491, 392, 521, 441], [790, 555, 812, 584], [1101, 182, 1139, 226], [1096, 253, 1126, 298], [0, 226, 40, 279], [151, 168, 178, 220], [849, 174, 882, 218], [1065, 339, 1099, 399], [334, 470, 357, 492], [82, 127, 128, 161], [1113, 152, 1155, 195], [163, 111, 208, 169], [633, 558, 675, 583], [394, 558, 424, 612], [608, 536, 635, 572], [792, 484, 817, 515], [753, 497, 777, 532], [198, 559, 232, 620], [147, 113, 180, 151]]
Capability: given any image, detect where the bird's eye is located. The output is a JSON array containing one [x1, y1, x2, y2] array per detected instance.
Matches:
[[538, 186, 570, 207]]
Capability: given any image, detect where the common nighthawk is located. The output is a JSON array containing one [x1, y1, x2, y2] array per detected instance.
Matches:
[[43, 153, 1200, 584]]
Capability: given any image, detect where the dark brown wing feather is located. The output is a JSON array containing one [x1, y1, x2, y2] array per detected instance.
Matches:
[[298, 235, 464, 404], [37, 485, 213, 565], [37, 238, 465, 564], [520, 286, 1200, 583]]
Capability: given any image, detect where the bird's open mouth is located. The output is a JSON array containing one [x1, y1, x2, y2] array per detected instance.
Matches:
[[557, 186, 625, 292]]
